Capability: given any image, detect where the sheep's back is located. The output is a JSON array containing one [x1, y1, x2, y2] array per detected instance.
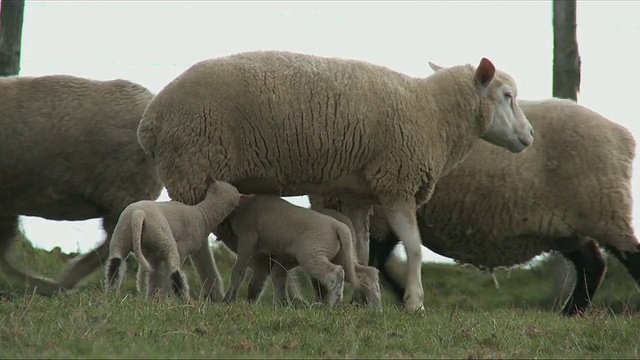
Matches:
[[0, 75, 161, 219], [143, 51, 422, 198]]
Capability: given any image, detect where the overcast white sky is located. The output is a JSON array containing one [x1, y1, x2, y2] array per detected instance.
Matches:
[[15, 1, 640, 263]]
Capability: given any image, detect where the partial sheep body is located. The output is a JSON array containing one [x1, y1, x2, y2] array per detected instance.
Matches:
[[215, 195, 382, 308], [138, 50, 533, 310], [352, 98, 639, 316], [0, 75, 162, 295], [105, 180, 253, 300]]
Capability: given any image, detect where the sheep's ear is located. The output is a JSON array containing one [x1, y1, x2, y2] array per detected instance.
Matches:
[[238, 193, 255, 206], [475, 57, 495, 87], [428, 61, 445, 72]]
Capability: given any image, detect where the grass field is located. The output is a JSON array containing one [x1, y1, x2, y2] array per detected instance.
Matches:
[[1, 237, 639, 358]]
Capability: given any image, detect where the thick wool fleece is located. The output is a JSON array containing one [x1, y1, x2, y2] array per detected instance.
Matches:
[[366, 98, 638, 269], [138, 51, 517, 208]]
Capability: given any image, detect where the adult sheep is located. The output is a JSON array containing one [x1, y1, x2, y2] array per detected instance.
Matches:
[[0, 74, 163, 295], [349, 96, 639, 316], [137, 50, 534, 310]]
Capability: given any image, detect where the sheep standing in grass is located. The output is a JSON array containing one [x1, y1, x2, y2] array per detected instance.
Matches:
[[215, 195, 382, 308], [137, 50, 534, 310], [0, 75, 162, 295], [350, 95, 639, 316], [105, 179, 254, 299]]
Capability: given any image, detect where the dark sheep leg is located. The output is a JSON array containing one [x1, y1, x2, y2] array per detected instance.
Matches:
[[561, 240, 606, 316], [605, 243, 640, 286], [0, 215, 59, 295]]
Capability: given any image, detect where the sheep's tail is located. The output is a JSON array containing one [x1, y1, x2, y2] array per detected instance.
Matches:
[[131, 209, 152, 272], [336, 222, 361, 292]]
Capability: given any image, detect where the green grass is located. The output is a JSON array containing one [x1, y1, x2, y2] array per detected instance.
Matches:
[[1, 237, 639, 358]]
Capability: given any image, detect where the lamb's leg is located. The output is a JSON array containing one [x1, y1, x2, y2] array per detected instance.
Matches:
[[310, 277, 329, 303], [136, 264, 148, 296], [605, 243, 640, 287], [246, 256, 270, 303], [105, 242, 130, 293], [147, 258, 170, 299], [283, 267, 307, 304], [271, 263, 290, 305], [560, 240, 606, 316], [298, 253, 345, 306], [163, 242, 190, 301], [382, 200, 424, 311], [58, 216, 116, 291], [356, 264, 383, 309], [340, 203, 373, 305], [223, 233, 258, 303], [0, 215, 60, 295], [189, 239, 225, 302]]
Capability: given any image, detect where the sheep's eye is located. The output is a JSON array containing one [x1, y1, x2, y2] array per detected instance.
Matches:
[[504, 92, 513, 101]]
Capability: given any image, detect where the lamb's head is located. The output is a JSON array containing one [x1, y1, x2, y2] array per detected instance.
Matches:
[[203, 177, 255, 226], [429, 59, 534, 153]]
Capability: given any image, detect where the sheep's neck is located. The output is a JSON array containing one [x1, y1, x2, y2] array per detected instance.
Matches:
[[417, 71, 487, 174]]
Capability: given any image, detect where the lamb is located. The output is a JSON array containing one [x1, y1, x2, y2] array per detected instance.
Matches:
[[105, 178, 254, 300], [137, 50, 534, 310], [0, 74, 163, 296], [336, 96, 639, 316], [214, 195, 383, 308]]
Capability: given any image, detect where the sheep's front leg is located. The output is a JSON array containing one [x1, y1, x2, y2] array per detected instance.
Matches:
[[190, 237, 225, 301], [383, 200, 424, 311], [340, 202, 373, 305], [223, 233, 258, 303]]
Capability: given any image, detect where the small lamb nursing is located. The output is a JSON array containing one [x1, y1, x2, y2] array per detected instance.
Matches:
[[105, 179, 254, 300], [215, 195, 382, 308]]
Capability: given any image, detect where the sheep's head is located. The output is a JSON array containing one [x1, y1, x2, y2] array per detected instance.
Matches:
[[429, 59, 534, 154]]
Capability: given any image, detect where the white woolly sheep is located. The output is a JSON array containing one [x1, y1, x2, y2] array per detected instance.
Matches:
[[214, 195, 383, 308], [0, 74, 162, 296], [347, 96, 639, 316], [137, 50, 534, 310], [105, 178, 254, 299]]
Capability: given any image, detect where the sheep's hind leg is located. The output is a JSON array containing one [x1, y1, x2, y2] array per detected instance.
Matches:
[[560, 239, 606, 316], [382, 200, 425, 311], [605, 243, 640, 287], [369, 236, 406, 304], [58, 216, 116, 292], [340, 202, 373, 305], [0, 215, 60, 295]]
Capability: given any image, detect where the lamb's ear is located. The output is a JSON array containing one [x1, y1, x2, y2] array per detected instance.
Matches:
[[475, 57, 495, 87], [238, 193, 255, 206], [428, 61, 445, 72]]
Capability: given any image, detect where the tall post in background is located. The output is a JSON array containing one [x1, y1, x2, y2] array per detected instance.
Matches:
[[552, 0, 581, 101], [0, 0, 26, 76], [551, 0, 582, 306]]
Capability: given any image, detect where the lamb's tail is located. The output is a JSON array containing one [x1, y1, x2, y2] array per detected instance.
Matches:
[[130, 209, 152, 272], [335, 222, 361, 292]]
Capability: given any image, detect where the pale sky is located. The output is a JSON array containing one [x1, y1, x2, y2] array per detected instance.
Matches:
[[15, 1, 640, 263]]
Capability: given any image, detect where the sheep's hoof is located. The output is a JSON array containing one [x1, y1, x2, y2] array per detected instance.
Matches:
[[403, 294, 425, 311]]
